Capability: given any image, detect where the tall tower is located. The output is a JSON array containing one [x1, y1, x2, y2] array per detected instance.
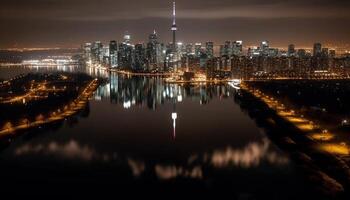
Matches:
[[171, 2, 177, 52]]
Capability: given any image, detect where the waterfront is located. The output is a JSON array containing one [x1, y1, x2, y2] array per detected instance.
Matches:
[[0, 65, 322, 198]]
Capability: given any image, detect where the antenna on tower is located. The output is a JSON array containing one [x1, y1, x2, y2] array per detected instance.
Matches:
[[173, 1, 176, 25]]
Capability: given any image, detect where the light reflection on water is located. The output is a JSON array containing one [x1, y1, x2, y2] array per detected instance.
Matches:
[[0, 65, 304, 197], [13, 138, 289, 180]]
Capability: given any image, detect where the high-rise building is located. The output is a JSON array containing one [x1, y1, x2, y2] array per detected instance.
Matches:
[[260, 41, 269, 56], [279, 50, 288, 57], [91, 41, 103, 62], [102, 46, 110, 65], [313, 43, 322, 57], [118, 37, 134, 69], [232, 41, 243, 56], [297, 49, 307, 58], [135, 43, 146, 70], [147, 30, 159, 68], [124, 32, 131, 45], [195, 43, 202, 58], [220, 41, 231, 57], [177, 42, 185, 57], [205, 42, 214, 58], [199, 50, 208, 68], [83, 43, 92, 61], [268, 48, 279, 57], [321, 48, 329, 57], [248, 47, 260, 57], [185, 43, 193, 55], [149, 30, 158, 44], [109, 40, 118, 67], [288, 44, 296, 57]]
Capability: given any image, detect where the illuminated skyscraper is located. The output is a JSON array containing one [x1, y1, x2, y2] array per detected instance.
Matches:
[[91, 41, 103, 62], [195, 43, 202, 58], [248, 46, 260, 57], [220, 41, 231, 57], [297, 49, 307, 58], [135, 43, 146, 70], [109, 40, 118, 68], [124, 32, 131, 45], [288, 44, 296, 57], [147, 30, 159, 68], [185, 43, 193, 55], [119, 33, 134, 69], [260, 41, 269, 56], [102, 46, 110, 65], [206, 42, 214, 58], [321, 48, 329, 57], [149, 30, 158, 43], [232, 41, 243, 56], [83, 43, 92, 60], [313, 43, 322, 57], [268, 48, 279, 57]]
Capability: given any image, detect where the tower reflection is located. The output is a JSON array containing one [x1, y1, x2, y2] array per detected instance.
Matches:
[[94, 72, 233, 138]]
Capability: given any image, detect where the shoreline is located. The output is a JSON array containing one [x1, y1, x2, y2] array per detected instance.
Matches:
[[165, 79, 232, 84], [0, 79, 100, 137], [238, 83, 350, 197], [88, 66, 173, 77], [88, 66, 236, 83]]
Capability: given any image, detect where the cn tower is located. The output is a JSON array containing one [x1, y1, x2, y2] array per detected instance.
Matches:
[[171, 1, 177, 52]]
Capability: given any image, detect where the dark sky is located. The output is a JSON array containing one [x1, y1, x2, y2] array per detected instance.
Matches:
[[1, 0, 350, 48]]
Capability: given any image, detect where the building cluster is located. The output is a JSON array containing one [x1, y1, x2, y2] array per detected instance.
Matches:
[[82, 1, 350, 80], [84, 31, 172, 72], [83, 38, 350, 79]]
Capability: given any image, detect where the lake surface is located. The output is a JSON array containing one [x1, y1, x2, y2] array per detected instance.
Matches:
[[0, 66, 313, 198]]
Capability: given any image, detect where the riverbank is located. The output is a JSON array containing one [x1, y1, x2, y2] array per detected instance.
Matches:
[[237, 83, 350, 198], [88, 65, 173, 77], [0, 78, 100, 138]]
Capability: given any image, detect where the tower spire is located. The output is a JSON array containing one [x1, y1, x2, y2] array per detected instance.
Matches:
[[171, 1, 177, 52], [173, 1, 176, 26]]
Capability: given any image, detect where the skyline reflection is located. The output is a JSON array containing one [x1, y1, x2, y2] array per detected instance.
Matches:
[[94, 72, 232, 110], [0, 66, 310, 198]]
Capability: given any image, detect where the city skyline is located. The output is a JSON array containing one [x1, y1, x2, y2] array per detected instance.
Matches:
[[1, 0, 350, 48]]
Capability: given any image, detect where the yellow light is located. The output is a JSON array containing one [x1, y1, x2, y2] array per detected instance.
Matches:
[[2, 122, 13, 130], [318, 143, 349, 155], [296, 123, 314, 131], [285, 117, 308, 123], [310, 133, 334, 141]]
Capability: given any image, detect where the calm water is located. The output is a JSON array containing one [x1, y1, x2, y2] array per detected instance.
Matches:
[[0, 66, 310, 198]]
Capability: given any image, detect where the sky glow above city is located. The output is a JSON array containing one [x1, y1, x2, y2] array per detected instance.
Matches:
[[1, 0, 350, 48]]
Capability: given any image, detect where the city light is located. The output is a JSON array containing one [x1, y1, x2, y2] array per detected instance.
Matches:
[[1, 0, 350, 197]]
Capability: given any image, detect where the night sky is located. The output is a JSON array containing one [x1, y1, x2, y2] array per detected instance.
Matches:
[[1, 0, 350, 48]]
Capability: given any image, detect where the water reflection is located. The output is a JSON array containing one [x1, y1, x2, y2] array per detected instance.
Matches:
[[13, 138, 290, 180], [11, 73, 290, 171], [95, 72, 231, 110], [208, 139, 289, 168], [0, 67, 302, 197], [155, 165, 203, 180], [93, 72, 234, 139], [14, 140, 109, 162], [127, 158, 145, 177]]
